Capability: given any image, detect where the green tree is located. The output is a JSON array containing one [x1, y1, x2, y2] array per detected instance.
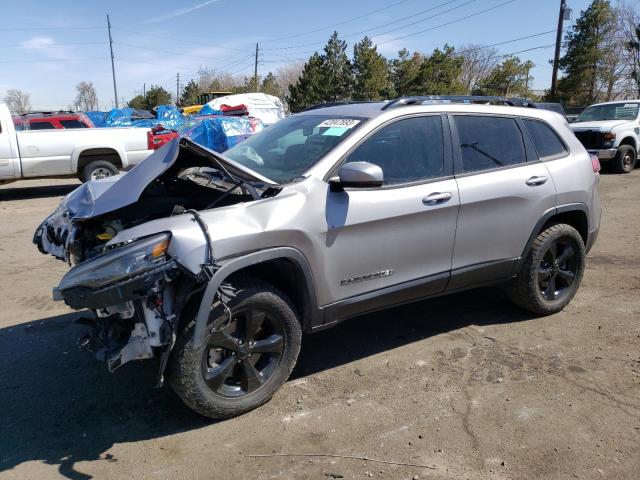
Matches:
[[352, 36, 390, 100], [478, 56, 534, 96], [261, 72, 281, 97], [144, 85, 172, 109], [322, 31, 353, 102], [627, 23, 640, 96], [389, 49, 423, 96], [127, 94, 146, 110], [556, 0, 616, 105], [180, 79, 200, 107], [415, 45, 465, 95], [286, 53, 328, 112]]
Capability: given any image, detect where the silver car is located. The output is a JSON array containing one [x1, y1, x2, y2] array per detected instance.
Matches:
[[34, 97, 601, 418]]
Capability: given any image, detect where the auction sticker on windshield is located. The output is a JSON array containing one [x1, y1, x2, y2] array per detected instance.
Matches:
[[318, 119, 361, 129]]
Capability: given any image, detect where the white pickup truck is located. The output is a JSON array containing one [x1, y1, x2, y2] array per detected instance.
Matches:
[[570, 100, 640, 173], [0, 103, 163, 184]]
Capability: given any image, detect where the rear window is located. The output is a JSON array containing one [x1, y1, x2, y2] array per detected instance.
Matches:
[[60, 119, 88, 128], [455, 116, 526, 173], [28, 121, 56, 130], [523, 119, 567, 159]]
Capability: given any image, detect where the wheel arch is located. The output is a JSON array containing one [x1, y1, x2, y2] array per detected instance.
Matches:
[[192, 248, 320, 349], [618, 136, 637, 151], [516, 204, 589, 273], [73, 146, 124, 173]]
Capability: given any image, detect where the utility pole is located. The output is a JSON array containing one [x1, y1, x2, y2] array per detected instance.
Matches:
[[143, 83, 146, 97], [107, 14, 119, 108], [550, 0, 567, 99], [524, 64, 531, 100], [254, 43, 259, 91], [176, 73, 180, 106]]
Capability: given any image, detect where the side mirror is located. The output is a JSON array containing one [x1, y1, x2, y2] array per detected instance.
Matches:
[[329, 161, 384, 192]]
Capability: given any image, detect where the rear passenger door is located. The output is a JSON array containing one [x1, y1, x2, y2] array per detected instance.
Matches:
[[448, 114, 556, 289]]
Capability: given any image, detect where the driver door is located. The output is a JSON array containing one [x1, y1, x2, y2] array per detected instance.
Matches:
[[321, 115, 459, 308]]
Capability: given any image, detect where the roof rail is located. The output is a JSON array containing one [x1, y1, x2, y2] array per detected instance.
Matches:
[[18, 110, 76, 117], [380, 96, 538, 110]]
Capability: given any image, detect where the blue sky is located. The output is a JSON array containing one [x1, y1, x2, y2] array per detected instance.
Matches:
[[0, 0, 595, 110]]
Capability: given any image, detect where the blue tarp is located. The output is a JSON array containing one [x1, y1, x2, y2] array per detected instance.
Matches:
[[103, 105, 187, 129], [198, 104, 224, 116], [85, 111, 106, 127], [178, 116, 255, 153]]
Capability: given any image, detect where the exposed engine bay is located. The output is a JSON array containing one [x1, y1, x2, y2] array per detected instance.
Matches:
[[33, 139, 278, 378]]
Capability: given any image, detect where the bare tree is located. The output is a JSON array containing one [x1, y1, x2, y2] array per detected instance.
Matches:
[[3, 89, 31, 115], [457, 45, 499, 94], [74, 81, 98, 111], [196, 68, 244, 92], [274, 62, 305, 99], [618, 0, 640, 97]]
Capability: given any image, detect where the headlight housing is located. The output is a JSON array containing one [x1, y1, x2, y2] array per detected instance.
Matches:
[[59, 233, 171, 291]]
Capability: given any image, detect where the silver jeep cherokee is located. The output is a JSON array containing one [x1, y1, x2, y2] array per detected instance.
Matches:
[[34, 96, 601, 418]]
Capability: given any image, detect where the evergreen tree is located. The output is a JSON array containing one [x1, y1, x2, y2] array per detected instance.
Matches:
[[127, 95, 146, 110], [556, 0, 616, 105], [261, 72, 282, 97], [352, 36, 390, 100], [322, 31, 353, 102], [286, 53, 329, 112], [180, 79, 200, 107], [144, 85, 172, 109], [478, 56, 534, 96], [389, 49, 423, 97], [415, 45, 465, 95]]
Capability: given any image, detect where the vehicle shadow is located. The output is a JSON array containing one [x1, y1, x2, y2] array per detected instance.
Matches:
[[0, 183, 78, 201], [0, 288, 535, 479]]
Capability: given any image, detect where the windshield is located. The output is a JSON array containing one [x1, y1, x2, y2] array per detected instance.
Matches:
[[222, 114, 366, 183], [576, 103, 639, 122]]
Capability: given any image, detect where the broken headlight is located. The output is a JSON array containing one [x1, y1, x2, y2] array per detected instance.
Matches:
[[59, 233, 171, 291]]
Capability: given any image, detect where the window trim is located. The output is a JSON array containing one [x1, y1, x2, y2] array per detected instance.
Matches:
[[520, 117, 570, 162], [449, 113, 535, 177], [324, 113, 454, 189]]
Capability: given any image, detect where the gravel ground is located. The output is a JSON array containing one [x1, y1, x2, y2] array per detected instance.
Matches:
[[0, 172, 638, 480]]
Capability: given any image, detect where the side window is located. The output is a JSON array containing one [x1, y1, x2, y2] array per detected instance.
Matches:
[[344, 116, 444, 185], [522, 118, 567, 159], [60, 119, 88, 128], [28, 121, 56, 130], [455, 116, 526, 173]]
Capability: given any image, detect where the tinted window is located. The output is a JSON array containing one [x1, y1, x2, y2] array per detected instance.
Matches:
[[60, 119, 87, 128], [344, 116, 444, 185], [28, 121, 56, 130], [523, 119, 567, 158], [455, 116, 526, 173]]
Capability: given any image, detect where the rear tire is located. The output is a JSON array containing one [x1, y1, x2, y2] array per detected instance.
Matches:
[[612, 145, 636, 174], [168, 277, 302, 419], [507, 224, 585, 315], [80, 160, 119, 182]]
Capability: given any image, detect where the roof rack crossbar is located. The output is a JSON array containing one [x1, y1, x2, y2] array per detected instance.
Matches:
[[380, 95, 538, 110]]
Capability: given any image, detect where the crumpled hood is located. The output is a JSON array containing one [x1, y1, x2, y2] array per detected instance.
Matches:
[[571, 120, 627, 132], [63, 138, 276, 220]]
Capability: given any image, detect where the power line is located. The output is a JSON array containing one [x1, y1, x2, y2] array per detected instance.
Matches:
[[111, 27, 249, 52], [114, 41, 246, 63], [262, 0, 413, 43], [262, 0, 474, 51], [377, 0, 518, 45], [0, 41, 107, 47], [0, 57, 104, 63], [0, 26, 102, 31]]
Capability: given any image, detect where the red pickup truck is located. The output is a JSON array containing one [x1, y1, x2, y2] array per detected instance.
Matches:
[[13, 112, 94, 130]]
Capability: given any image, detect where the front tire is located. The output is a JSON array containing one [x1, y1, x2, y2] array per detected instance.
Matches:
[[612, 145, 636, 174], [168, 278, 302, 419], [508, 224, 585, 315]]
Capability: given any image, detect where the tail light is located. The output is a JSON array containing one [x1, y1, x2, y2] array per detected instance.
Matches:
[[590, 154, 601, 173], [147, 130, 156, 150]]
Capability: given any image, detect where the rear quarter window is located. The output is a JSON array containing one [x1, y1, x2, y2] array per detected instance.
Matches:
[[522, 119, 567, 159], [60, 119, 88, 128]]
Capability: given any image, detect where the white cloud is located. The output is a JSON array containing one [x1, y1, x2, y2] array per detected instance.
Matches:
[[20, 36, 55, 50], [143, 0, 224, 24]]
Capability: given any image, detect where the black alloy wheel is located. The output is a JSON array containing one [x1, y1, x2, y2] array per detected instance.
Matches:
[[203, 307, 285, 398], [536, 240, 578, 301]]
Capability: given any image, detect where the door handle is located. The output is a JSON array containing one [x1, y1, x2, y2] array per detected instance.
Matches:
[[422, 192, 453, 205], [526, 175, 548, 186]]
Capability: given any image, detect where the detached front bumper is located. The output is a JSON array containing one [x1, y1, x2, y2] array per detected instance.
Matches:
[[587, 148, 617, 160]]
